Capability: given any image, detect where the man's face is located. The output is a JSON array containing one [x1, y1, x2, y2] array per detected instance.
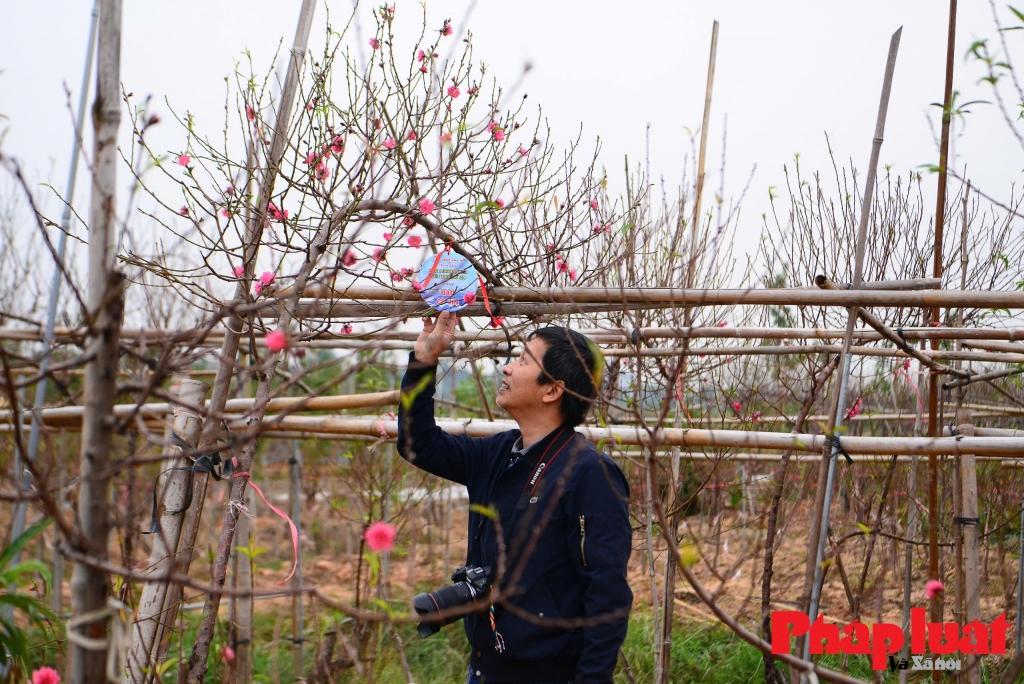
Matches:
[[496, 338, 562, 416]]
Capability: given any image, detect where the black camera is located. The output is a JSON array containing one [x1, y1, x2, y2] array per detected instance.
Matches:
[[411, 565, 491, 638]]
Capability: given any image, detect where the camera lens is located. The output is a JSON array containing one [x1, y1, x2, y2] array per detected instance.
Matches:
[[412, 582, 477, 637]]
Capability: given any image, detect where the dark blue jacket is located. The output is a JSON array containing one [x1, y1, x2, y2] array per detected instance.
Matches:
[[397, 354, 633, 683]]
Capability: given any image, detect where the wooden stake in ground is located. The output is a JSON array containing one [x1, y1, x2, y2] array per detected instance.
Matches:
[[165, 2, 317, 676], [123, 378, 209, 683], [802, 26, 902, 661], [956, 409, 981, 684], [927, 0, 959, 642], [657, 21, 719, 684], [68, 1, 124, 681]]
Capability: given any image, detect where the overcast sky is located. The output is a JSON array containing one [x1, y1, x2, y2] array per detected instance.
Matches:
[[2, 0, 1021, 274]]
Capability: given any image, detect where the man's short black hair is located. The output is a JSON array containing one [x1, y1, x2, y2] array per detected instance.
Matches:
[[527, 326, 602, 427]]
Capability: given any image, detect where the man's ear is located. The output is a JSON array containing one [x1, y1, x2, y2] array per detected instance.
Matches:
[[541, 380, 565, 406]]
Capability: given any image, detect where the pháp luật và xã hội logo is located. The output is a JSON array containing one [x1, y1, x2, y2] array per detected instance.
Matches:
[[770, 609, 1010, 671]]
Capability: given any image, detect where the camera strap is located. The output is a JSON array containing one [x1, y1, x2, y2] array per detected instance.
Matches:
[[514, 426, 575, 513]]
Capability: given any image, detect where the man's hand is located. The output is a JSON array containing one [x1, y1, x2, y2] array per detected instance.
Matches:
[[414, 310, 458, 364]]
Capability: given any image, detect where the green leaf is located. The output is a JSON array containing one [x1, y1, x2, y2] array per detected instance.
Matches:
[[0, 518, 52, 574], [856, 523, 873, 535]]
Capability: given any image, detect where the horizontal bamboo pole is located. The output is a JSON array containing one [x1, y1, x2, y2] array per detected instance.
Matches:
[[0, 390, 399, 428], [236, 415, 1024, 455], [2, 324, 1021, 347], [279, 285, 1024, 310]]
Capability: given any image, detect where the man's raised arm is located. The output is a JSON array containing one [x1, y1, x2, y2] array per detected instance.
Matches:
[[396, 311, 490, 486]]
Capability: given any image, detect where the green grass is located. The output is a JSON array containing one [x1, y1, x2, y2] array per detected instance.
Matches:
[[25, 606, 1002, 683]]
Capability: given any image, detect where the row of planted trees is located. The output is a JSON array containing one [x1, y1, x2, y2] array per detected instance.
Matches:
[[2, 1, 1024, 683]]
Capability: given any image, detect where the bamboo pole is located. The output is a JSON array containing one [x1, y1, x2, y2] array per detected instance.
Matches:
[[0, 390, 399, 428], [804, 28, 902, 661], [232, 414, 1024, 455], [658, 21, 719, 683], [928, 0, 959, 643], [290, 439, 304, 675], [280, 287, 1024, 317], [957, 410, 981, 684], [4, 323, 1021, 346], [174, 4, 318, 678], [123, 378, 209, 684], [10, 0, 99, 558], [69, 0, 124, 680]]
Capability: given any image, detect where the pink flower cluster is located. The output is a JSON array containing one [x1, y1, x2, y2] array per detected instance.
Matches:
[[254, 271, 275, 296], [845, 396, 863, 420], [265, 328, 287, 352], [418, 197, 436, 215], [365, 521, 396, 552], [32, 667, 61, 684], [268, 202, 288, 221]]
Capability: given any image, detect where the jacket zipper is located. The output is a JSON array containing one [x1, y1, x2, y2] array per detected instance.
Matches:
[[579, 515, 587, 566]]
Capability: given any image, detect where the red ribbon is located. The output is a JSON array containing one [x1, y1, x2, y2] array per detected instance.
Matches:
[[234, 472, 299, 585], [417, 241, 452, 290], [478, 276, 504, 328], [895, 367, 925, 415]]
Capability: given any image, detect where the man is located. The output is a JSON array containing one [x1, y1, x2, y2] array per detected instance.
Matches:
[[397, 311, 633, 684]]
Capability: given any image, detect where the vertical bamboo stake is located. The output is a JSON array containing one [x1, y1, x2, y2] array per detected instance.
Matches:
[[10, 0, 98, 551], [68, 0, 124, 680], [234, 490, 255, 683], [290, 439, 304, 675], [1015, 485, 1024, 654], [956, 409, 981, 684], [803, 28, 902, 661], [927, 1, 958, 640], [167, 2, 317, 670], [951, 183, 970, 684], [657, 23, 718, 684], [123, 378, 209, 683]]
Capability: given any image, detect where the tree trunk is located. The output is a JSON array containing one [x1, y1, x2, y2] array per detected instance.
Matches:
[[68, 1, 123, 681], [123, 378, 209, 683]]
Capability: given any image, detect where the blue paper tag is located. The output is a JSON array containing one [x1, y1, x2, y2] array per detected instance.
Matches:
[[414, 251, 479, 312]]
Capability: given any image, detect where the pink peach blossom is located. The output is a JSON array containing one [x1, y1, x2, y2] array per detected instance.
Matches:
[[518, 146, 529, 157], [233, 266, 244, 277], [343, 250, 358, 267], [416, 49, 426, 62], [546, 242, 554, 252], [569, 268, 577, 281], [418, 197, 436, 215], [382, 137, 396, 150], [463, 292, 477, 305], [718, 321, 728, 327], [221, 646, 236, 665], [246, 105, 255, 121], [330, 135, 345, 154], [751, 411, 762, 423], [259, 272, 276, 286], [493, 129, 505, 142], [467, 86, 479, 95], [383, 232, 393, 242], [221, 209, 231, 218], [373, 247, 385, 262], [495, 198, 505, 208], [440, 131, 453, 145], [176, 154, 190, 167], [315, 163, 330, 181], [925, 580, 945, 599], [441, 22, 453, 36], [264, 329, 287, 352], [390, 271, 403, 283], [407, 130, 417, 141], [590, 199, 599, 211], [369, 38, 381, 50], [400, 267, 413, 278], [447, 85, 460, 99], [365, 521, 396, 552], [402, 217, 416, 227], [732, 401, 742, 412], [341, 323, 353, 335], [420, 65, 428, 74], [254, 282, 263, 296], [407, 236, 422, 248], [32, 667, 61, 684], [303, 151, 317, 166], [179, 206, 189, 216]]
